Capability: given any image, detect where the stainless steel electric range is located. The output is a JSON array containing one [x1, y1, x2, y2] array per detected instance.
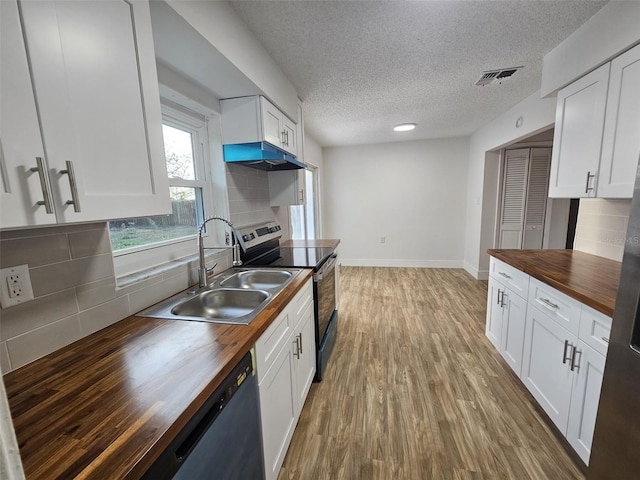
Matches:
[[235, 221, 338, 381]]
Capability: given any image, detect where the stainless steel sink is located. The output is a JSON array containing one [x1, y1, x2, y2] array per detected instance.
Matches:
[[171, 288, 269, 320], [219, 269, 293, 290], [136, 268, 299, 325]]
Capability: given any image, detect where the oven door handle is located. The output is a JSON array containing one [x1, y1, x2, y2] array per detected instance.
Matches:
[[314, 254, 337, 281]]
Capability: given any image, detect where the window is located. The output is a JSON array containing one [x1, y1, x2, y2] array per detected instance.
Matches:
[[109, 104, 220, 276]]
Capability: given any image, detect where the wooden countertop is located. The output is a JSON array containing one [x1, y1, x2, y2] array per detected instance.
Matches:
[[3, 268, 313, 480], [487, 249, 621, 317], [280, 239, 340, 249]]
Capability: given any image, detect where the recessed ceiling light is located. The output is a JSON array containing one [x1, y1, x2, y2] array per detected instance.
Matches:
[[393, 123, 416, 132]]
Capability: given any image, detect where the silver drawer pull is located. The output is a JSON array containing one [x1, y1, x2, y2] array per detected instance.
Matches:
[[498, 272, 512, 279], [585, 171, 595, 193], [562, 340, 570, 364], [601, 337, 609, 344], [538, 297, 559, 310], [30, 157, 54, 214], [60, 161, 81, 212], [570, 345, 580, 372]]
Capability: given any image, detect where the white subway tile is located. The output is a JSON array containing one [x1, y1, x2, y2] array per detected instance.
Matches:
[[1, 342, 11, 373], [0, 222, 106, 240], [79, 296, 130, 336], [6, 315, 82, 370], [128, 273, 189, 314], [0, 289, 78, 341], [68, 225, 112, 258], [30, 254, 115, 297], [0, 234, 70, 268], [76, 278, 117, 311]]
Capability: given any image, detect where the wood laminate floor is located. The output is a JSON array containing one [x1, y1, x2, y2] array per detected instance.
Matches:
[[278, 267, 585, 480]]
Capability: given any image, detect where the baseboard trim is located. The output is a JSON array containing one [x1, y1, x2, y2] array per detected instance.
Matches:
[[340, 259, 464, 268]]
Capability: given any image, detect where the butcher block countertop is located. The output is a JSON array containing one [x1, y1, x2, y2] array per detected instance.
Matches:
[[3, 268, 313, 480], [281, 239, 340, 249], [487, 249, 622, 317]]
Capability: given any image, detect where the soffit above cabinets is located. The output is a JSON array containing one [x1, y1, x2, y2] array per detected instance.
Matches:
[[149, 0, 260, 102]]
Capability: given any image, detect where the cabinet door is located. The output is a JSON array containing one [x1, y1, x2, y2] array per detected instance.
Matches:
[[486, 277, 504, 350], [293, 303, 316, 415], [0, 0, 56, 228], [598, 44, 640, 198], [269, 169, 305, 206], [260, 97, 284, 148], [259, 343, 297, 480], [19, 0, 169, 223], [521, 306, 575, 433], [282, 116, 298, 157], [549, 64, 610, 198], [500, 289, 528, 377], [567, 341, 606, 465]]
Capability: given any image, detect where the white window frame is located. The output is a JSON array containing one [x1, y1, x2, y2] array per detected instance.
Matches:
[[111, 102, 226, 279]]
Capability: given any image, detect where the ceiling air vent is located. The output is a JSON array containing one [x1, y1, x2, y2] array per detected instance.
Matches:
[[475, 66, 524, 86]]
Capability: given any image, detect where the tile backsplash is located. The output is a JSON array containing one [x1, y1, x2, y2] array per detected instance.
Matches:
[[574, 198, 632, 262], [0, 222, 230, 373], [226, 164, 277, 227]]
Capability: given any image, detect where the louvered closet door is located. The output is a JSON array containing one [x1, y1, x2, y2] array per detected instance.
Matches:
[[523, 148, 552, 249], [499, 149, 528, 249]]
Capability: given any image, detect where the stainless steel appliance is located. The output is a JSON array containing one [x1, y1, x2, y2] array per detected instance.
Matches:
[[141, 351, 265, 479], [589, 161, 640, 478], [236, 221, 339, 381]]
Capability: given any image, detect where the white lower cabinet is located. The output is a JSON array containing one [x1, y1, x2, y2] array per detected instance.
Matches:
[[487, 256, 610, 465], [567, 340, 606, 464], [486, 259, 529, 376], [486, 277, 504, 349], [255, 279, 315, 480], [521, 306, 576, 432], [259, 340, 297, 480], [499, 288, 528, 377]]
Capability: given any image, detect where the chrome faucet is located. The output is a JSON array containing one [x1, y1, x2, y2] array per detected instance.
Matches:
[[198, 216, 242, 288]]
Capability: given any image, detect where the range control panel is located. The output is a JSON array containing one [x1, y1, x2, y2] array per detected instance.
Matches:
[[235, 221, 282, 251]]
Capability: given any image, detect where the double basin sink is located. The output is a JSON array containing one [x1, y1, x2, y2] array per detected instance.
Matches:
[[138, 268, 299, 325]]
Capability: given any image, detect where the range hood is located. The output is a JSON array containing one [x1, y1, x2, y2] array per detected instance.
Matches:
[[223, 142, 305, 171]]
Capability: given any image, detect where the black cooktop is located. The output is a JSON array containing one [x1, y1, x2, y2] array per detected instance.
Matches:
[[268, 247, 334, 269]]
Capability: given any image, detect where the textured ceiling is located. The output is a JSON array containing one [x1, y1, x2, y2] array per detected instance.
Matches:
[[229, 0, 607, 147]]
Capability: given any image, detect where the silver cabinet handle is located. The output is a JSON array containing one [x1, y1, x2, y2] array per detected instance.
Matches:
[[500, 291, 507, 308], [30, 157, 54, 214], [299, 188, 304, 203], [585, 171, 595, 193], [293, 335, 301, 359], [562, 340, 570, 364], [297, 333, 303, 354], [538, 297, 559, 310], [601, 337, 609, 344], [498, 271, 512, 279], [60, 161, 80, 212], [570, 346, 580, 372], [497, 289, 502, 306]]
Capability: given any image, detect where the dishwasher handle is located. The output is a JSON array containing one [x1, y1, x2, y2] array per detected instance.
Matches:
[[175, 394, 226, 463]]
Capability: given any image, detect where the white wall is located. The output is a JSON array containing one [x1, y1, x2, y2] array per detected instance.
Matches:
[[323, 137, 469, 267], [542, 1, 640, 96], [165, 0, 299, 120], [464, 90, 557, 279]]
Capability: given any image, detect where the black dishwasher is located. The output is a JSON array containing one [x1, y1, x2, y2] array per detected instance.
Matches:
[[142, 351, 265, 479]]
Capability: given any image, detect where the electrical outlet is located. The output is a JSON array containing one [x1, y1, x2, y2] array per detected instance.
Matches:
[[0, 264, 34, 308], [380, 236, 386, 244]]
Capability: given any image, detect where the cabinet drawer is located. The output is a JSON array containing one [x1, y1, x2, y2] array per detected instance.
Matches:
[[528, 277, 582, 335], [255, 308, 291, 382], [489, 257, 529, 298], [291, 279, 313, 319], [579, 305, 612, 356]]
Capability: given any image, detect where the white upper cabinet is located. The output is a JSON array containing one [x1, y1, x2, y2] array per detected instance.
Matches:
[[549, 64, 610, 198], [221, 96, 299, 157], [597, 43, 640, 198], [549, 43, 640, 199], [1, 0, 55, 228], [1, 0, 169, 229]]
